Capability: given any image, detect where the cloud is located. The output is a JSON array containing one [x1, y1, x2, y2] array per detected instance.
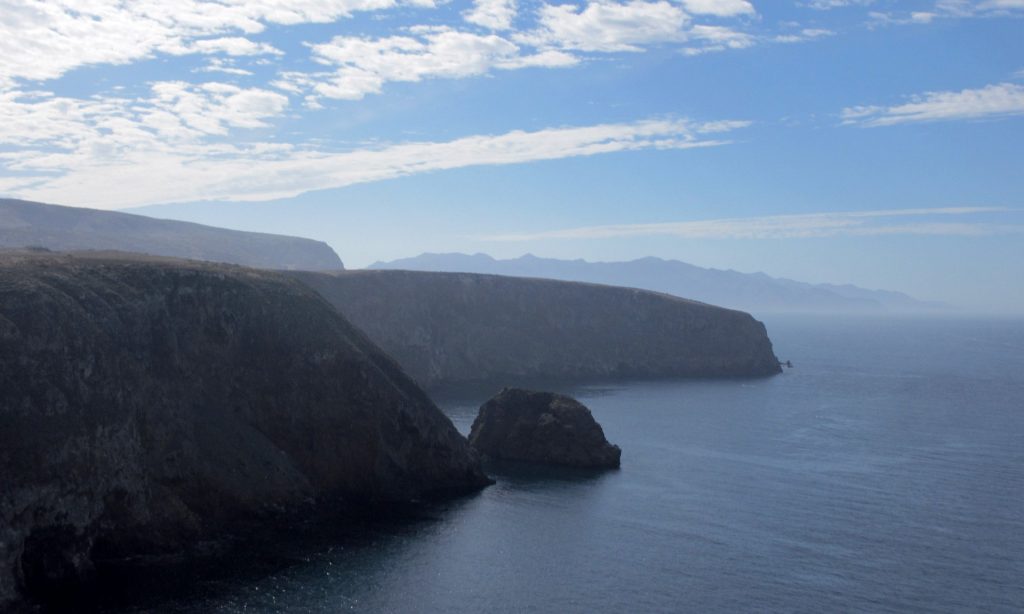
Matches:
[[681, 24, 755, 54], [867, 0, 1024, 26], [514, 0, 690, 52], [773, 28, 835, 43], [678, 0, 755, 16], [464, 0, 518, 30], [478, 207, 1021, 241], [802, 0, 875, 9], [195, 58, 256, 76], [0, 93, 747, 208], [281, 0, 771, 101], [842, 82, 1024, 126], [184, 37, 283, 56], [294, 27, 577, 101], [0, 0, 408, 88]]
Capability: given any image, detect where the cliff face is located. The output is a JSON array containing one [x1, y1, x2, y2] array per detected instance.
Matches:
[[0, 199, 344, 270], [291, 270, 781, 389], [0, 253, 487, 607]]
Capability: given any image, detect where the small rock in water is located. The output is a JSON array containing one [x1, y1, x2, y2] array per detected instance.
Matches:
[[469, 388, 621, 469]]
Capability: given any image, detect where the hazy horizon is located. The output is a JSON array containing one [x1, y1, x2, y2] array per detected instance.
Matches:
[[1, 0, 1022, 311]]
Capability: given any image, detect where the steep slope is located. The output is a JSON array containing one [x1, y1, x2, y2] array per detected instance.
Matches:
[[0, 199, 343, 270], [291, 269, 781, 389], [371, 252, 943, 314], [0, 252, 487, 608]]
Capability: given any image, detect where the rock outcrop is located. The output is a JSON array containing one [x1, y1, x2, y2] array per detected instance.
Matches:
[[0, 252, 488, 608], [468, 389, 621, 469], [0, 198, 344, 270], [290, 270, 782, 389]]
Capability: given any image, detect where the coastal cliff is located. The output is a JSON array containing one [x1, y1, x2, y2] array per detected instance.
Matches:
[[0, 252, 488, 608], [0, 199, 344, 271], [291, 270, 781, 389]]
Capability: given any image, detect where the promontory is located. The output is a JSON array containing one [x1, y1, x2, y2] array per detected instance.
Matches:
[[0, 252, 488, 609], [290, 269, 782, 389]]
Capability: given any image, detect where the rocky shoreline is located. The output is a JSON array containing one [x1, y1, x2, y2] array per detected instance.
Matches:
[[0, 252, 488, 609]]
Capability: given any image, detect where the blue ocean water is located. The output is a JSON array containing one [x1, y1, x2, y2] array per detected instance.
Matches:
[[125, 316, 1024, 612]]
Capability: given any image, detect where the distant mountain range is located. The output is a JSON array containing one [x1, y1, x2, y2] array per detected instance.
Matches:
[[0, 199, 343, 270], [370, 253, 945, 314]]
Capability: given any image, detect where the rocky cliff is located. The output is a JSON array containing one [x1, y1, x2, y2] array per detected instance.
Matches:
[[0, 252, 487, 608], [469, 389, 622, 469], [290, 270, 781, 389], [0, 199, 344, 270]]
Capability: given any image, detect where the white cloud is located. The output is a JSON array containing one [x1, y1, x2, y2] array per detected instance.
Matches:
[[682, 24, 755, 54], [802, 0, 875, 9], [679, 0, 755, 16], [0, 83, 288, 167], [196, 58, 256, 76], [479, 207, 1019, 241], [842, 82, 1024, 126], [299, 27, 578, 101], [868, 0, 1024, 26], [464, 0, 518, 30], [279, 0, 773, 101], [773, 28, 835, 43], [0, 0, 405, 88], [185, 37, 283, 56], [0, 97, 746, 208], [516, 0, 689, 52]]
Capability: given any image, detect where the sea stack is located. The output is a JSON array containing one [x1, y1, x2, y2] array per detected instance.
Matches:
[[469, 388, 621, 469]]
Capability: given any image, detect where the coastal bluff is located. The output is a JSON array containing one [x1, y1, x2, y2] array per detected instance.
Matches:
[[0, 199, 344, 271], [0, 252, 488, 608], [291, 269, 782, 389]]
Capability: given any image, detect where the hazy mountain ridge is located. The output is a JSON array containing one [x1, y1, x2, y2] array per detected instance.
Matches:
[[370, 253, 944, 314], [0, 199, 344, 271]]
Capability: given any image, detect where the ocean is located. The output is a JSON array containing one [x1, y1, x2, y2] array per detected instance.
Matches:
[[111, 315, 1024, 612]]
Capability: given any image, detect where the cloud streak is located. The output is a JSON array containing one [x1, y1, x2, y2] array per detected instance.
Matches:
[[479, 207, 1021, 241], [0, 92, 747, 208], [842, 82, 1024, 126]]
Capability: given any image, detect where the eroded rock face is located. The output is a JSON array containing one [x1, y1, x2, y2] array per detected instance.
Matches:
[[468, 389, 621, 469], [291, 270, 782, 390], [0, 252, 488, 608]]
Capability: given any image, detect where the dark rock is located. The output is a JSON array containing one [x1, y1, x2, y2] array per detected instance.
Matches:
[[0, 198, 344, 270], [290, 269, 782, 389], [468, 388, 621, 469], [0, 251, 487, 608]]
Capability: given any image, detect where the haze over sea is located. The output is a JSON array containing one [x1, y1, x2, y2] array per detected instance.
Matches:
[[111, 315, 1024, 613]]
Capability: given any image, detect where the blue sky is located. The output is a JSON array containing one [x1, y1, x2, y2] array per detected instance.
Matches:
[[1, 0, 1022, 311]]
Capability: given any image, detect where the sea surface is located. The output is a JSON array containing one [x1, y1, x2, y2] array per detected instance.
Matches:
[[114, 316, 1024, 612]]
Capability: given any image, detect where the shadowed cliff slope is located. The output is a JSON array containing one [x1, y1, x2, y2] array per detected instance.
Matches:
[[0, 252, 486, 608], [0, 199, 343, 270], [291, 270, 782, 390]]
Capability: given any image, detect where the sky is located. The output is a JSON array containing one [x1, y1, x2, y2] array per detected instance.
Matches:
[[0, 0, 1022, 312]]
